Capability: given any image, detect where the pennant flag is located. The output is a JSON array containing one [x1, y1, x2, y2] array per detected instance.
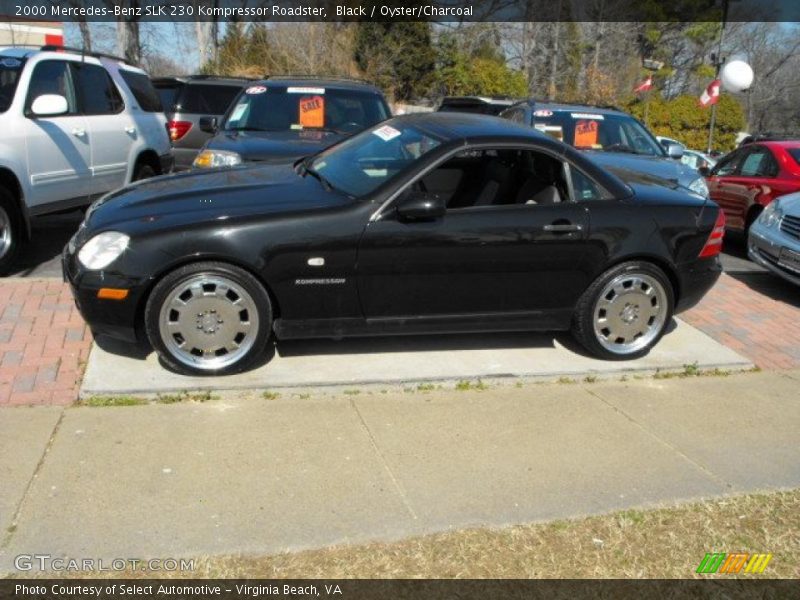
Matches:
[[634, 75, 653, 94], [699, 79, 721, 107]]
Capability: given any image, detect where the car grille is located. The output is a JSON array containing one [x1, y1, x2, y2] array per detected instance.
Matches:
[[780, 214, 800, 241]]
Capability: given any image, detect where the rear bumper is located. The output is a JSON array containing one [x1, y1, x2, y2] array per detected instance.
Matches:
[[674, 256, 722, 313], [172, 147, 199, 171]]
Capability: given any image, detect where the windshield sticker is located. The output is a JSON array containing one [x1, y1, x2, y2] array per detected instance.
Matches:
[[372, 125, 402, 141], [299, 95, 325, 128], [245, 85, 267, 95], [229, 103, 247, 121], [533, 109, 553, 117], [571, 112, 604, 120], [287, 86, 326, 95], [574, 120, 600, 147], [0, 57, 22, 68]]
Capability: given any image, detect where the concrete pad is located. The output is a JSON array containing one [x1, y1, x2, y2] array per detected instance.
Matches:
[[80, 318, 751, 396], [0, 407, 62, 536], [1, 398, 416, 567], [589, 372, 800, 492], [352, 386, 727, 533]]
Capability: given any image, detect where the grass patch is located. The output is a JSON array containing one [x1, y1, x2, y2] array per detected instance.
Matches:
[[101, 489, 799, 579], [343, 389, 361, 396], [455, 379, 488, 391], [653, 363, 733, 380], [262, 391, 281, 400], [557, 376, 578, 384], [79, 390, 217, 407]]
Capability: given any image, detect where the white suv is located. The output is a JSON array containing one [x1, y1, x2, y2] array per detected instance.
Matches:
[[0, 46, 172, 274]]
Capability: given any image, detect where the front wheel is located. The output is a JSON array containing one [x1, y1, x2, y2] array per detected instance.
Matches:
[[145, 262, 273, 375], [571, 261, 674, 360]]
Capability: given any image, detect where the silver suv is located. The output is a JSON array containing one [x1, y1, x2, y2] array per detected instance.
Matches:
[[153, 75, 250, 171], [0, 45, 172, 274]]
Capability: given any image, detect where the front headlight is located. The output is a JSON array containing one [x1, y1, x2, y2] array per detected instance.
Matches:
[[78, 232, 130, 270], [760, 201, 784, 228], [687, 176, 709, 199], [193, 149, 242, 169]]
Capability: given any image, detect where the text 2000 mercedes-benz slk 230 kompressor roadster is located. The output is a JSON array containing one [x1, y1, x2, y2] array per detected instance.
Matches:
[[63, 113, 725, 376]]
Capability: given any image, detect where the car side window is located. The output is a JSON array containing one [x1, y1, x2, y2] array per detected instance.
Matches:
[[24, 60, 78, 114], [503, 108, 526, 125], [72, 63, 124, 115], [417, 148, 572, 211], [570, 166, 611, 202], [712, 150, 743, 176]]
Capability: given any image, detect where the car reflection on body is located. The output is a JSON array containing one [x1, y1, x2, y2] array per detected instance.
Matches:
[[63, 113, 725, 376], [748, 192, 800, 286]]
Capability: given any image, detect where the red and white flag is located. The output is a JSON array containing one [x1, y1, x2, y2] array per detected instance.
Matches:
[[633, 75, 653, 93], [699, 79, 721, 107]]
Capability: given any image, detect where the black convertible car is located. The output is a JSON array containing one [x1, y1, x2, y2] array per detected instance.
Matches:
[[63, 113, 724, 375]]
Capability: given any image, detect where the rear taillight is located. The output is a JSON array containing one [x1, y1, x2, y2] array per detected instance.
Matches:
[[167, 120, 192, 142], [699, 210, 726, 258]]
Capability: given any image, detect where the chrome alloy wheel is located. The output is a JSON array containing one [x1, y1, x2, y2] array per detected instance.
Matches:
[[158, 274, 260, 371], [0, 205, 12, 260], [592, 272, 668, 355]]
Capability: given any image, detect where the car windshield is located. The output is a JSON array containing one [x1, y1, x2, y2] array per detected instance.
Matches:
[[224, 85, 389, 135], [0, 57, 25, 113], [532, 110, 665, 157], [308, 122, 443, 197]]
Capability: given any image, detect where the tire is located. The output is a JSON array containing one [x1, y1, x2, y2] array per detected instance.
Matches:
[[571, 261, 674, 360], [133, 162, 156, 181], [0, 187, 22, 277], [144, 261, 273, 376]]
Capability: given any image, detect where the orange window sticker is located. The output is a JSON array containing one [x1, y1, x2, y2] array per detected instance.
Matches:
[[574, 120, 599, 147], [299, 95, 325, 128]]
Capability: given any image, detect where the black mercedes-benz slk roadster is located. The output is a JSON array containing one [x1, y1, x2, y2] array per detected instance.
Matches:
[[63, 113, 724, 376]]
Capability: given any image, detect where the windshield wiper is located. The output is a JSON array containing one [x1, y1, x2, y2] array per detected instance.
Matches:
[[227, 126, 271, 132]]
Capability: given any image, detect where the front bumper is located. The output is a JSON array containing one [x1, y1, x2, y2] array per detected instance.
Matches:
[[62, 244, 148, 343], [748, 222, 800, 287]]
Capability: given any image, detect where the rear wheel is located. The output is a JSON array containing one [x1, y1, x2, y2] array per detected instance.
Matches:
[[0, 187, 22, 276], [133, 162, 156, 181], [145, 262, 272, 375], [572, 261, 674, 360]]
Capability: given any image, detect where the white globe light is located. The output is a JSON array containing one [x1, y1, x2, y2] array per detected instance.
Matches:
[[721, 60, 754, 93]]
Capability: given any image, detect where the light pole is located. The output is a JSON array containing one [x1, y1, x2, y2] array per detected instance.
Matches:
[[706, 0, 730, 154]]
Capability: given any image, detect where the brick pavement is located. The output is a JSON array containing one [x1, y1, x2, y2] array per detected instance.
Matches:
[[0, 279, 92, 406], [1, 268, 797, 407], [683, 272, 800, 370]]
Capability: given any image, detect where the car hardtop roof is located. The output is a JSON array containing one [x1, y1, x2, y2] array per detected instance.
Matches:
[[396, 111, 549, 142], [256, 76, 383, 94], [152, 74, 257, 86], [441, 96, 519, 106], [509, 99, 628, 116]]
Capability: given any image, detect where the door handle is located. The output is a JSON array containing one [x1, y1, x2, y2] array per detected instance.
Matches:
[[543, 223, 583, 233], [125, 126, 136, 134], [71, 128, 86, 137]]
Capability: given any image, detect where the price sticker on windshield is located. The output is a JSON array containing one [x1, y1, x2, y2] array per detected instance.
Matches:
[[372, 125, 401, 141], [245, 86, 267, 95], [574, 120, 599, 147], [299, 95, 325, 128]]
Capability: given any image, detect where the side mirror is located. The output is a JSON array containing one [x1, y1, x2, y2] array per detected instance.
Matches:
[[698, 166, 711, 177], [396, 191, 445, 221], [30, 94, 68, 117], [199, 116, 217, 134], [665, 143, 684, 159]]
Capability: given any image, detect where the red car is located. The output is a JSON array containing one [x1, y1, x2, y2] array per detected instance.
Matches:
[[705, 140, 800, 232]]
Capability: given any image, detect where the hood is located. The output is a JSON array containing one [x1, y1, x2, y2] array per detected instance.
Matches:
[[205, 129, 345, 162], [584, 151, 701, 187], [84, 162, 352, 233]]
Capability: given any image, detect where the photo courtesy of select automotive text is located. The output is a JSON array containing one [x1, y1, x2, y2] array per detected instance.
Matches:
[[1, 0, 799, 597]]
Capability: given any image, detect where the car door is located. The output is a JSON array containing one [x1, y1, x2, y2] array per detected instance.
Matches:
[[72, 61, 133, 195], [356, 146, 595, 323], [707, 148, 747, 229], [22, 58, 92, 212]]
